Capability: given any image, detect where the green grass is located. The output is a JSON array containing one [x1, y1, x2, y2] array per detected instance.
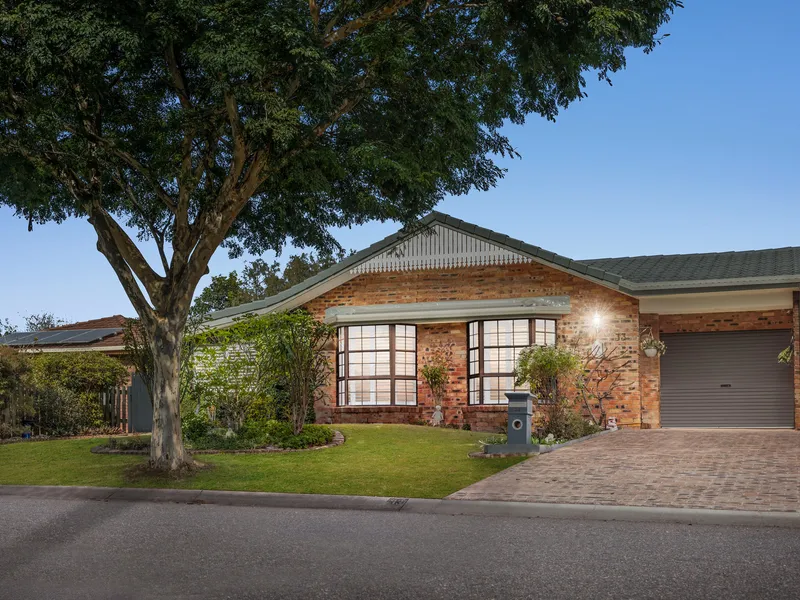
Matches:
[[0, 425, 523, 499]]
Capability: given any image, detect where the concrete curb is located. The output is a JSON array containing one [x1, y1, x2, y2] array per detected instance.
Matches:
[[1, 484, 798, 528]]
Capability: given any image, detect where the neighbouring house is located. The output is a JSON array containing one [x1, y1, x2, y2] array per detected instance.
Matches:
[[0, 315, 130, 357], [204, 212, 800, 431], [0, 315, 153, 433]]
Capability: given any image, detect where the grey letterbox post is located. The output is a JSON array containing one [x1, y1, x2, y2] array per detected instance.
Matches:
[[482, 391, 538, 455], [506, 392, 533, 445]]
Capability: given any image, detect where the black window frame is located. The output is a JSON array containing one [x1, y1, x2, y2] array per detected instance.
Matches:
[[467, 318, 557, 405], [336, 324, 417, 407]]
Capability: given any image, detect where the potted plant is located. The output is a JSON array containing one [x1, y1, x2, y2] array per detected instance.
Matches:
[[640, 333, 666, 358]]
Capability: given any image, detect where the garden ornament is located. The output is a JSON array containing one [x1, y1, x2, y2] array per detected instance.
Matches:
[[606, 416, 618, 431], [431, 405, 444, 426]]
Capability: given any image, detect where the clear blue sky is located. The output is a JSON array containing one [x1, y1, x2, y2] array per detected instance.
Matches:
[[1, 1, 798, 328]]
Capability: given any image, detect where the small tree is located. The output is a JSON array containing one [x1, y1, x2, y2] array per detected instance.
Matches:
[[421, 342, 453, 409], [257, 312, 333, 435]]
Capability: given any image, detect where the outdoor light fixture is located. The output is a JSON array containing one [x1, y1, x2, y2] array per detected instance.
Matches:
[[592, 312, 603, 330]]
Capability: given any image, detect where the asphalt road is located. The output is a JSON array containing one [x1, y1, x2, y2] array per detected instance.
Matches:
[[1, 497, 799, 600]]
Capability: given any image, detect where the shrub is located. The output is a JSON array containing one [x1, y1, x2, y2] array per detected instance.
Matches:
[[186, 420, 335, 450], [0, 346, 32, 423], [515, 345, 581, 404], [244, 395, 280, 425], [30, 352, 128, 430], [0, 422, 22, 439], [181, 411, 211, 443], [258, 421, 335, 449], [32, 384, 101, 437], [539, 401, 603, 440], [106, 436, 150, 451]]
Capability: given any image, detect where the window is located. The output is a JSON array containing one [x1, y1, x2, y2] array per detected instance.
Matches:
[[468, 318, 557, 405], [337, 325, 417, 406]]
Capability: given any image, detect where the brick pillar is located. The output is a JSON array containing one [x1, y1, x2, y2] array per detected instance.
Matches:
[[793, 292, 800, 429], [639, 314, 661, 429]]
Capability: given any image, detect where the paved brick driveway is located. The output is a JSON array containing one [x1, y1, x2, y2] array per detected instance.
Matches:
[[448, 430, 800, 512]]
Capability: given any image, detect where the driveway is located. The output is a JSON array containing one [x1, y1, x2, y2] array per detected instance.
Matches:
[[448, 429, 800, 512]]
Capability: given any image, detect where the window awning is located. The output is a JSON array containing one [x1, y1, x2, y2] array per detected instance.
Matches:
[[324, 296, 570, 325]]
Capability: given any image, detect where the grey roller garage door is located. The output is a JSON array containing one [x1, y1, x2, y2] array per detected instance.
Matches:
[[660, 330, 794, 428]]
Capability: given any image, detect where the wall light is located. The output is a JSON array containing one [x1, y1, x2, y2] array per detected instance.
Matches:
[[592, 312, 603, 330]]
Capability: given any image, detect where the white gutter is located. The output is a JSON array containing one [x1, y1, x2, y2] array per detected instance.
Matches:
[[324, 296, 570, 325]]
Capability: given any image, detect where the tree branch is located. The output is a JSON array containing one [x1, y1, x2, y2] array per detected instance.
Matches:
[[67, 126, 178, 215], [111, 169, 171, 274], [322, 0, 414, 47], [87, 201, 166, 303]]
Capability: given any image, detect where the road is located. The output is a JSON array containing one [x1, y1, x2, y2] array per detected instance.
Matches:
[[1, 497, 798, 600]]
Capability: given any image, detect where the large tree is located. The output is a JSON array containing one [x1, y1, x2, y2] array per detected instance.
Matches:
[[0, 0, 680, 470]]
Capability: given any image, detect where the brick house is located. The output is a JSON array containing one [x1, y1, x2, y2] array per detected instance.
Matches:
[[0, 315, 129, 356], [205, 213, 800, 431]]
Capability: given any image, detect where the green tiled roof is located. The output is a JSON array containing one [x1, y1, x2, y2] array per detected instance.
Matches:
[[581, 247, 800, 285]]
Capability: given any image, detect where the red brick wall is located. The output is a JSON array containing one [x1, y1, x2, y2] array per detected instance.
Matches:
[[659, 310, 793, 333], [793, 292, 800, 428], [639, 314, 660, 429], [303, 261, 642, 430]]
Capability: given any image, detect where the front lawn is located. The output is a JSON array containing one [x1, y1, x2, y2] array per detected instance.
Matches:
[[0, 425, 523, 499]]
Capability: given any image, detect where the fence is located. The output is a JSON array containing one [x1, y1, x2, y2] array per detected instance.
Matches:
[[101, 373, 152, 433], [100, 386, 129, 432]]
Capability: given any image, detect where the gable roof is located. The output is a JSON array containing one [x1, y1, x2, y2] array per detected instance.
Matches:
[[204, 212, 800, 327]]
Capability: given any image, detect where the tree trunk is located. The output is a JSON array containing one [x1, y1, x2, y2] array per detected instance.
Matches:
[[148, 316, 192, 471]]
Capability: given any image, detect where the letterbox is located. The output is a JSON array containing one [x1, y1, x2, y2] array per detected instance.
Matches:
[[505, 392, 533, 445]]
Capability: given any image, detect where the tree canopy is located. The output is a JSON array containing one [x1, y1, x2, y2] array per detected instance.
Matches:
[[0, 1, 680, 327], [0, 0, 680, 469]]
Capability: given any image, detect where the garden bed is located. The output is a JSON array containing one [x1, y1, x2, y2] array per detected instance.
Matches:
[[469, 429, 614, 458], [91, 430, 345, 455]]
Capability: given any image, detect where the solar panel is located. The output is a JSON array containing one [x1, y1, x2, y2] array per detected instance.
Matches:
[[63, 328, 122, 344], [0, 328, 123, 347]]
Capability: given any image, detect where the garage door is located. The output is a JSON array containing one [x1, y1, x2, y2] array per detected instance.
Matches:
[[660, 330, 794, 428]]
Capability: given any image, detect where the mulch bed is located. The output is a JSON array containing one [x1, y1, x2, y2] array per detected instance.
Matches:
[[90, 430, 346, 455]]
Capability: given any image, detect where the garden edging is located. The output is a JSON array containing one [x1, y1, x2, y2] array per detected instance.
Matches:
[[90, 430, 345, 455]]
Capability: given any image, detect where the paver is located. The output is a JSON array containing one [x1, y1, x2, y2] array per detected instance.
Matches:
[[448, 430, 800, 512]]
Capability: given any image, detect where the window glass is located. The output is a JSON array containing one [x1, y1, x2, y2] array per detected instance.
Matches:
[[337, 325, 417, 406], [468, 319, 556, 405]]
